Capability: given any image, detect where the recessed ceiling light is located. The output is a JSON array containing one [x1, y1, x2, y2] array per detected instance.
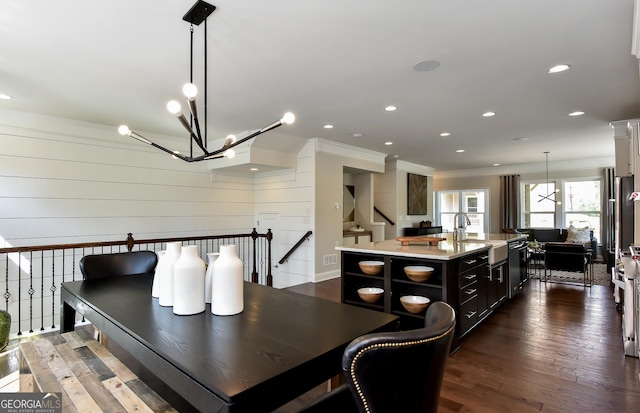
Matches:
[[385, 106, 397, 112], [440, 132, 451, 137], [493, 163, 500, 166], [384, 141, 393, 146], [413, 60, 440, 72], [548, 64, 571, 73], [0, 94, 13, 100], [353, 133, 364, 138], [456, 149, 465, 153], [324, 124, 334, 129], [482, 112, 496, 117], [250, 167, 259, 171], [568, 111, 585, 116], [513, 137, 528, 141]]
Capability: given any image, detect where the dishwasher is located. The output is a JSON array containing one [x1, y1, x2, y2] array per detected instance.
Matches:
[[507, 240, 528, 298]]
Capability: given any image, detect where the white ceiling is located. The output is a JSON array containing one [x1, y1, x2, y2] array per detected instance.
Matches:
[[2, 0, 639, 172]]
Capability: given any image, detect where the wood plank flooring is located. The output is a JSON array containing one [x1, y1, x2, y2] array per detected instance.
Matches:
[[284, 278, 640, 413]]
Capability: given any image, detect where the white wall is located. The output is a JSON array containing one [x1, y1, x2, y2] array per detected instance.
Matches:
[[0, 109, 256, 248], [253, 141, 315, 288], [374, 159, 435, 239]]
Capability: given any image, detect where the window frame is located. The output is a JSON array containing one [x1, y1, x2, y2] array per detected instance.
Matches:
[[435, 189, 490, 234]]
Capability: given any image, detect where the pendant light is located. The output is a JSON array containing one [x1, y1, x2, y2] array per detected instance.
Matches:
[[118, 1, 294, 162], [538, 151, 561, 204]]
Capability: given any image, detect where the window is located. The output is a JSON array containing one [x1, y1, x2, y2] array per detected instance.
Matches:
[[522, 182, 557, 228], [436, 190, 488, 234], [564, 179, 601, 240], [521, 178, 601, 240]]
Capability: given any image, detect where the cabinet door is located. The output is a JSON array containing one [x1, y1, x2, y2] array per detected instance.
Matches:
[[475, 265, 489, 319], [495, 262, 507, 304], [487, 265, 498, 310]]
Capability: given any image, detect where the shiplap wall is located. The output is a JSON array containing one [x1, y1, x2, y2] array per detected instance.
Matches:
[[0, 110, 256, 247], [253, 141, 315, 288]]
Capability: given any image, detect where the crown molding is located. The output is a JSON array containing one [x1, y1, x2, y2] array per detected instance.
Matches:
[[434, 157, 614, 179], [313, 138, 387, 164]]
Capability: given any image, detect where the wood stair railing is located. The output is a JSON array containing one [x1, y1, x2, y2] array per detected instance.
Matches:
[[278, 231, 313, 264]]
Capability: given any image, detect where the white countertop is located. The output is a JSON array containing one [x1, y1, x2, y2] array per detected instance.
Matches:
[[335, 233, 526, 261]]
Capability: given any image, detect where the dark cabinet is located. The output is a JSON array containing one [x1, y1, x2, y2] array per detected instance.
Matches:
[[403, 226, 443, 236], [340, 251, 455, 331], [340, 247, 504, 344], [457, 252, 488, 337], [488, 261, 508, 310]]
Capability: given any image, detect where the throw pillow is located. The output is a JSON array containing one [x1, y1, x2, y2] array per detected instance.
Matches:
[[565, 225, 591, 245]]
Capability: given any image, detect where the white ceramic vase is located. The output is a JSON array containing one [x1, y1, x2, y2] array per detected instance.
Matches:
[[158, 242, 182, 307], [151, 250, 165, 298], [173, 245, 206, 315], [211, 245, 244, 316], [205, 252, 220, 304]]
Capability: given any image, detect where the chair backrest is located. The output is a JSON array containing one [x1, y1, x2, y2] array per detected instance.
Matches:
[[79, 251, 158, 280], [342, 301, 456, 413], [544, 242, 586, 272]]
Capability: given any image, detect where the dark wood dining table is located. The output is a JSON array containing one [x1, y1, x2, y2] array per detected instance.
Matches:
[[60, 274, 398, 412]]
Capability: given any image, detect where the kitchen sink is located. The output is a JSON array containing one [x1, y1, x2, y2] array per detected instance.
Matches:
[[459, 239, 508, 264]]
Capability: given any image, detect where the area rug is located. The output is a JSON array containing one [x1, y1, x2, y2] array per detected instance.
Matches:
[[529, 263, 610, 286]]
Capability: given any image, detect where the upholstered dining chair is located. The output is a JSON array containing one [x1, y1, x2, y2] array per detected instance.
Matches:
[[300, 301, 456, 413], [79, 250, 158, 280], [79, 251, 158, 345]]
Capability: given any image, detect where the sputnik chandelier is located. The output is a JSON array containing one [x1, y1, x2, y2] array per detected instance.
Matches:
[[538, 151, 561, 205], [118, 1, 295, 162]]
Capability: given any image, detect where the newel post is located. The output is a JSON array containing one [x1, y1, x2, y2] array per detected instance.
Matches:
[[126, 233, 135, 252], [266, 229, 273, 287]]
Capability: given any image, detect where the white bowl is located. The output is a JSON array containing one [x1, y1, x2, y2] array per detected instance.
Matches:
[[357, 287, 384, 303], [400, 295, 431, 313], [403, 265, 434, 282], [358, 260, 384, 275]]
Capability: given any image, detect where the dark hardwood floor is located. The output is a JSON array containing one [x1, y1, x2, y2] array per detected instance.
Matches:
[[4, 278, 636, 412], [284, 278, 640, 412]]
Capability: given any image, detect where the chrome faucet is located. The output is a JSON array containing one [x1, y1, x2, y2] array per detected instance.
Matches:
[[452, 212, 471, 242]]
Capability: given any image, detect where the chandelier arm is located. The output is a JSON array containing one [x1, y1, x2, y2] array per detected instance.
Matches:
[[188, 100, 203, 141], [201, 118, 286, 161]]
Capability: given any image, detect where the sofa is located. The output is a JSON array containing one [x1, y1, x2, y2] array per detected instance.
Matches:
[[514, 226, 598, 254]]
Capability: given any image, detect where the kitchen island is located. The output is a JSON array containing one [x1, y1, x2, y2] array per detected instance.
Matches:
[[336, 233, 526, 345]]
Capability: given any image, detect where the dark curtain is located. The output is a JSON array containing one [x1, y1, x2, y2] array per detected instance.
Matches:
[[602, 167, 615, 264], [500, 175, 520, 231]]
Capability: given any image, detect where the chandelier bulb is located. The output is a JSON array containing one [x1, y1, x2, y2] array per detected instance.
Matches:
[[224, 134, 237, 146], [223, 149, 236, 159], [281, 112, 295, 125], [182, 83, 198, 100], [167, 100, 182, 115], [118, 125, 131, 136]]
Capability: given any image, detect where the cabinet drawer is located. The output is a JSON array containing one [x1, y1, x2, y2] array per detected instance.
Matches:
[[459, 280, 478, 304], [458, 252, 488, 273], [459, 296, 478, 334], [459, 270, 479, 289]]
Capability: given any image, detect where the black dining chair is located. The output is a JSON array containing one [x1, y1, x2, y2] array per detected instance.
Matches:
[[79, 250, 158, 345], [543, 242, 591, 286], [79, 250, 158, 280], [300, 301, 456, 413]]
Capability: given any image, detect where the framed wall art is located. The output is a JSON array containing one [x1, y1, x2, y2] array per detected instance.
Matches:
[[407, 173, 428, 215]]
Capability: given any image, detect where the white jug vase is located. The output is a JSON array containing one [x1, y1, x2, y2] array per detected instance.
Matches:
[[158, 242, 182, 307], [151, 250, 165, 298], [173, 245, 206, 315], [205, 252, 220, 304], [211, 245, 244, 316]]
